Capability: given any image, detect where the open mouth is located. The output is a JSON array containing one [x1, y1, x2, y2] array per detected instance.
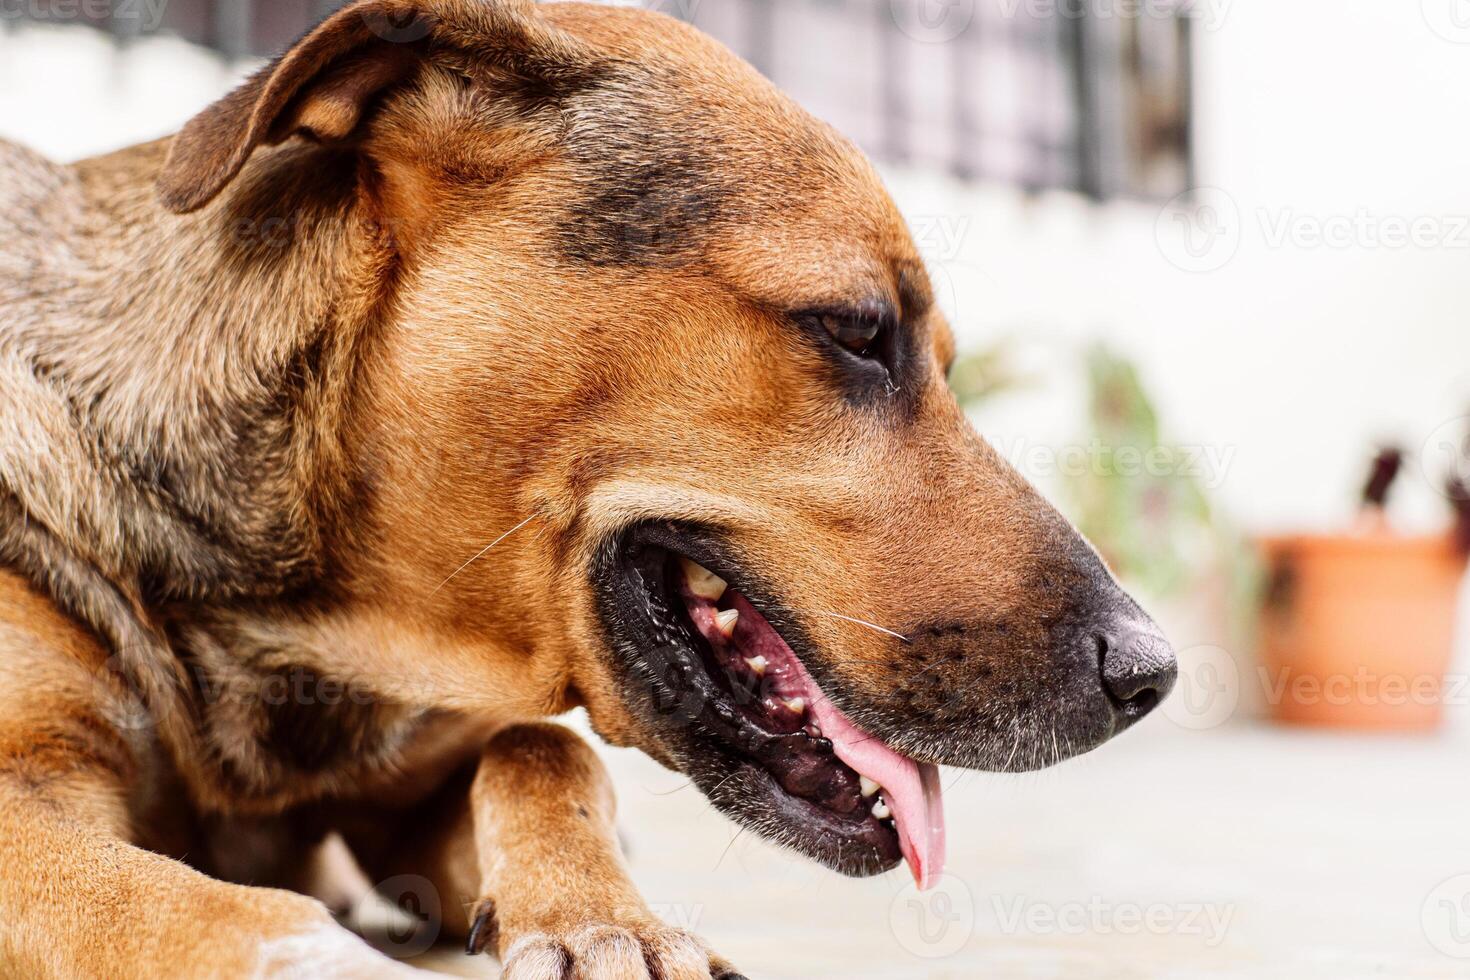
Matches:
[[599, 525, 945, 889]]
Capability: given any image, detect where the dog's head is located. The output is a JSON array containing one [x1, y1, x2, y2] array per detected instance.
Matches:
[[161, 0, 1175, 885]]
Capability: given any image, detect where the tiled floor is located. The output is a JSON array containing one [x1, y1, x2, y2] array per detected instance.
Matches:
[[391, 716, 1470, 979]]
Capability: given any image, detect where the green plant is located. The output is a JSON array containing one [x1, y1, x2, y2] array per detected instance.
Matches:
[[945, 338, 1032, 407], [1068, 343, 1216, 598], [952, 340, 1259, 635]]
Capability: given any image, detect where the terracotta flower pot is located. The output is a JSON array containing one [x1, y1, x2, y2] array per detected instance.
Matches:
[[1258, 531, 1465, 732]]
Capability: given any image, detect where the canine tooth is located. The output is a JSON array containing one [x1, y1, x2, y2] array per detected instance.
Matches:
[[714, 609, 739, 637], [744, 655, 768, 676], [860, 776, 880, 798], [679, 557, 727, 601], [871, 797, 891, 820], [783, 697, 806, 715]]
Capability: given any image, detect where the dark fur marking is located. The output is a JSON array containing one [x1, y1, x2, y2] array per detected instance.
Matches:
[[258, 665, 388, 774], [551, 66, 737, 268], [557, 151, 724, 268]]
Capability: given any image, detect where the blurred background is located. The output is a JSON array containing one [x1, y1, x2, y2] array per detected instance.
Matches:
[[5, 1, 1470, 977]]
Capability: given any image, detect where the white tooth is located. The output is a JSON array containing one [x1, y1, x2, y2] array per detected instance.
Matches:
[[679, 557, 727, 601], [871, 798, 891, 820], [714, 609, 739, 637], [783, 697, 806, 715], [744, 655, 768, 676], [860, 776, 880, 798]]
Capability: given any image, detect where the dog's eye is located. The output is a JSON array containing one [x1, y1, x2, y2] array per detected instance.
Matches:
[[811, 312, 884, 357]]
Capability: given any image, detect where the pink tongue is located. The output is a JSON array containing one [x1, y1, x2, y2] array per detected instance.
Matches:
[[706, 592, 946, 890], [807, 694, 947, 890]]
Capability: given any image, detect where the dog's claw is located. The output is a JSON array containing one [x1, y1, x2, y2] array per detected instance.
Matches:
[[465, 899, 498, 956], [496, 922, 733, 979], [709, 954, 748, 980]]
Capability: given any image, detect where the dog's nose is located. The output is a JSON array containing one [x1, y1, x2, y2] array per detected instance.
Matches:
[[1096, 615, 1177, 722]]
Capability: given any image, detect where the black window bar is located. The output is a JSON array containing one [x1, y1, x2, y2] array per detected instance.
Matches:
[[2, 0, 1193, 201]]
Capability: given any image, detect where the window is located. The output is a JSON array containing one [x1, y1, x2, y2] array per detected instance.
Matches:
[[6, 0, 1193, 200], [685, 0, 1193, 200]]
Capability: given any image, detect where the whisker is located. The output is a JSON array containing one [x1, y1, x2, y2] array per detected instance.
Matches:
[[809, 610, 911, 644], [706, 770, 744, 797], [713, 826, 747, 872], [643, 781, 695, 797], [430, 514, 538, 597], [746, 601, 912, 646]]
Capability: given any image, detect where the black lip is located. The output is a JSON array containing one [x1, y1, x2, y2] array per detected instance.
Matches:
[[593, 521, 903, 876]]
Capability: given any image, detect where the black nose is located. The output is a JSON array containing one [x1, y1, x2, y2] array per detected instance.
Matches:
[[1097, 617, 1177, 721]]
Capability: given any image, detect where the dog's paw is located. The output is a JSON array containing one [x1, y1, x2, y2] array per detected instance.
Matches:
[[470, 906, 743, 980]]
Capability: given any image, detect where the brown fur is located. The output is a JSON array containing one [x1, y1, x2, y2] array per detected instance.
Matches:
[[0, 1, 1167, 976]]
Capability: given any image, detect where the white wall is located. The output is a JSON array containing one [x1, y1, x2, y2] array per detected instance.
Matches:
[[886, 1, 1470, 536], [0, 26, 250, 159]]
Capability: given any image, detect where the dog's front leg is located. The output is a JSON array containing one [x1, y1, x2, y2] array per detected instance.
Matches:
[[470, 724, 743, 979], [358, 723, 743, 979], [0, 574, 416, 980]]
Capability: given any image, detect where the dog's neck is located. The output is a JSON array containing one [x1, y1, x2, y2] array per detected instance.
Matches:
[[1, 136, 405, 761], [5, 137, 387, 593]]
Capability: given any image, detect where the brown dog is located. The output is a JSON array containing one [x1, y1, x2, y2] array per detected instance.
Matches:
[[0, 1, 1176, 976]]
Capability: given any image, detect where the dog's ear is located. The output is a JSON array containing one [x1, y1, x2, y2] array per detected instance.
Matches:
[[157, 0, 582, 214]]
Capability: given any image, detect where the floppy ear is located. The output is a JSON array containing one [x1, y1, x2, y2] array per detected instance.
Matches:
[[156, 0, 575, 214]]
